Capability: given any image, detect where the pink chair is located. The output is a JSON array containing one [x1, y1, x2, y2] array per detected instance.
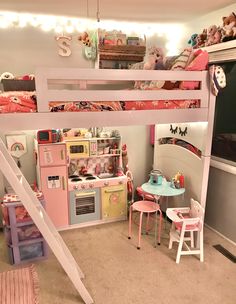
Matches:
[[136, 186, 156, 201], [128, 199, 162, 249]]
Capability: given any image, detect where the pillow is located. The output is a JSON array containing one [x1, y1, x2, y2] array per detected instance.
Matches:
[[179, 49, 209, 90], [170, 48, 194, 71], [147, 48, 194, 90]]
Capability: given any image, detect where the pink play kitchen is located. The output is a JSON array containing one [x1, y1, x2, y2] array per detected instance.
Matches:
[[35, 128, 127, 229]]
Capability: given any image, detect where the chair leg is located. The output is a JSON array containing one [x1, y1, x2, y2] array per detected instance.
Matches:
[[199, 230, 204, 262], [145, 213, 150, 234], [168, 235, 173, 249], [128, 205, 133, 239], [168, 222, 175, 249], [190, 231, 194, 248], [157, 210, 162, 245], [176, 229, 185, 264], [137, 212, 143, 249]]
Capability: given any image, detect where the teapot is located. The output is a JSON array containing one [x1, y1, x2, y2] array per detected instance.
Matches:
[[149, 169, 163, 185]]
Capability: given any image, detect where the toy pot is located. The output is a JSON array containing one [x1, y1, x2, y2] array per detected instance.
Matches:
[[149, 169, 163, 185]]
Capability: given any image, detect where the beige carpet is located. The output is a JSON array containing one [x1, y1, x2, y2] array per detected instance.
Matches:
[[0, 221, 235, 304], [0, 264, 39, 304]]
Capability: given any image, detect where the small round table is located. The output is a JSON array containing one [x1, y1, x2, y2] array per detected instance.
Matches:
[[141, 180, 185, 244], [142, 181, 185, 198]]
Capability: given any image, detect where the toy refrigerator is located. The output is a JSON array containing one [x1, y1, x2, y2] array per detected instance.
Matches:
[[35, 142, 69, 228]]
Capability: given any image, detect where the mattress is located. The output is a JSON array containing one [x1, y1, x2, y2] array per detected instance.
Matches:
[[49, 99, 200, 112]]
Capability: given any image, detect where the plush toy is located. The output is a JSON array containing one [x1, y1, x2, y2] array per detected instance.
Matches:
[[0, 72, 14, 82], [21, 74, 35, 80], [205, 25, 222, 46], [221, 12, 236, 42], [188, 33, 198, 47], [130, 46, 165, 88], [194, 29, 207, 48], [78, 31, 91, 47]]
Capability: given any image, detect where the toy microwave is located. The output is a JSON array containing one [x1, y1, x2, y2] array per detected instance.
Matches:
[[37, 129, 61, 144]]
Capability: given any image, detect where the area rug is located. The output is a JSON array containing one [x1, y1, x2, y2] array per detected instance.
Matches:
[[0, 264, 39, 304]]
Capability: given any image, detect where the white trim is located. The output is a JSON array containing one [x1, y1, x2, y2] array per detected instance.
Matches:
[[203, 40, 236, 63], [210, 156, 236, 175], [58, 217, 127, 231], [205, 223, 236, 247], [203, 40, 236, 53]]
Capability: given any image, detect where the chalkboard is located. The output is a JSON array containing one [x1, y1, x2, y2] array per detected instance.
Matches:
[[212, 61, 236, 162]]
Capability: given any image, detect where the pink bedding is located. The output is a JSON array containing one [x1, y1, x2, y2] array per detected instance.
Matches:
[[0, 91, 37, 113], [49, 99, 200, 112]]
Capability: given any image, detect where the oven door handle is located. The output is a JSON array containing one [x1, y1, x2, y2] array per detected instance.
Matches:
[[75, 192, 96, 197], [104, 188, 123, 193]]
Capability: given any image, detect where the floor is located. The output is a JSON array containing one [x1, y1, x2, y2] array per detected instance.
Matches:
[[0, 219, 235, 304]]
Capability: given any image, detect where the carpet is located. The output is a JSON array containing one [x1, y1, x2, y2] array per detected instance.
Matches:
[[0, 264, 39, 304]]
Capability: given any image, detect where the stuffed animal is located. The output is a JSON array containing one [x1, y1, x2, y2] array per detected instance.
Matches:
[[205, 25, 222, 46], [221, 12, 236, 42], [194, 29, 207, 48], [78, 31, 91, 47], [188, 33, 198, 47], [0, 72, 14, 82], [130, 46, 165, 88]]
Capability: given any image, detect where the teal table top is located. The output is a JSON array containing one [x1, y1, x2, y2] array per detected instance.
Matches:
[[141, 181, 185, 197]]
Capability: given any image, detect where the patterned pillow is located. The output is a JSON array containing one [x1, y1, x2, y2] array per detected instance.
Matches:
[[179, 49, 209, 90], [171, 48, 194, 71]]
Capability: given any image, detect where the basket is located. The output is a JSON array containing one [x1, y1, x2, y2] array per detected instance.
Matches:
[[2, 79, 35, 91]]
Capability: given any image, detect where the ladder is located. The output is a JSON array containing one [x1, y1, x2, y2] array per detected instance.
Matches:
[[0, 138, 94, 304]]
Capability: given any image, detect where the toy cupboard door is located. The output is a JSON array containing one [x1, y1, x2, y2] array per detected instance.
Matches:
[[38, 144, 67, 167], [40, 166, 69, 228], [101, 184, 127, 219]]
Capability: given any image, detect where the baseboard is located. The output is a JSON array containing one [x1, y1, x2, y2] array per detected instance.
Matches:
[[205, 223, 236, 246]]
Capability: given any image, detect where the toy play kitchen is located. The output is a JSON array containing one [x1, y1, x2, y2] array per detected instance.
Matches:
[[35, 128, 127, 229]]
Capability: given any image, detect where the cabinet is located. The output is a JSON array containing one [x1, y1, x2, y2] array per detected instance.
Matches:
[[101, 184, 127, 219], [1, 193, 47, 265], [36, 142, 69, 228], [96, 45, 146, 69]]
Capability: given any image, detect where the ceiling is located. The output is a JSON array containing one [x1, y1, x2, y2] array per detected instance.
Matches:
[[0, 0, 235, 23]]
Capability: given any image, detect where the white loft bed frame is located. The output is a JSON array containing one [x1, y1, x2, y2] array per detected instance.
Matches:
[[0, 68, 216, 304], [0, 68, 215, 132]]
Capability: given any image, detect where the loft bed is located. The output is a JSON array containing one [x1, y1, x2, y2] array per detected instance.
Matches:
[[0, 65, 217, 304], [0, 67, 215, 132]]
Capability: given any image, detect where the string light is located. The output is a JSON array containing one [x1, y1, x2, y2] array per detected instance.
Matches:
[[0, 11, 185, 54]]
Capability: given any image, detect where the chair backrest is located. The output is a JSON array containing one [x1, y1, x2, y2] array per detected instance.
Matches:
[[190, 198, 204, 220]]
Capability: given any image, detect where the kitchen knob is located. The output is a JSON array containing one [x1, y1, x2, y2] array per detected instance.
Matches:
[[73, 185, 78, 189], [104, 181, 109, 186], [119, 180, 123, 184], [89, 183, 94, 188], [81, 184, 86, 189]]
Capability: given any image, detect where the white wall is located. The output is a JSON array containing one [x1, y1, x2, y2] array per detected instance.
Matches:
[[0, 27, 93, 75], [184, 3, 236, 40]]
